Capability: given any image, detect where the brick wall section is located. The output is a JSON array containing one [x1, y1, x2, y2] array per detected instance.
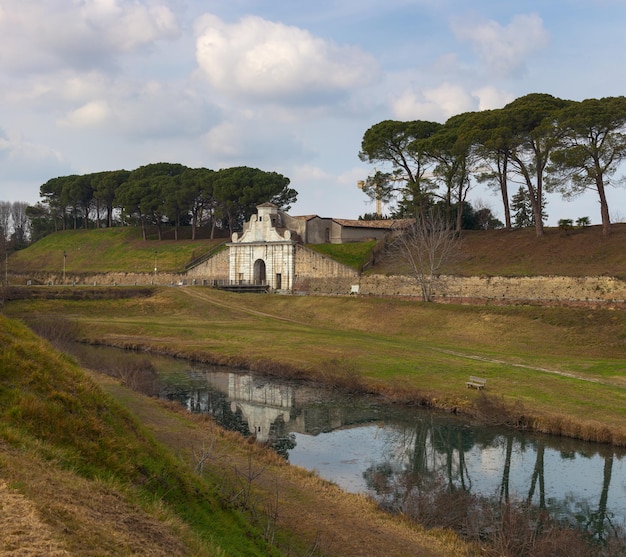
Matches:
[[359, 274, 626, 303], [292, 245, 358, 293], [186, 249, 229, 281], [15, 271, 188, 286], [13, 259, 626, 304]]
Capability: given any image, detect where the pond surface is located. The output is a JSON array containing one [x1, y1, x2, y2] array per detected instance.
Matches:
[[69, 343, 626, 538]]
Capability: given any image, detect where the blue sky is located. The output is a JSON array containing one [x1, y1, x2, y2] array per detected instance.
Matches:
[[1, 0, 626, 225]]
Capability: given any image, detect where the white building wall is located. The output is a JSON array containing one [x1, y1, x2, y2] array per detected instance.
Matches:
[[229, 241, 295, 290]]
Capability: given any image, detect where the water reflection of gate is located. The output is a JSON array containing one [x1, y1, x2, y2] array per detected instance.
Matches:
[[185, 370, 378, 443], [187, 371, 296, 442], [174, 367, 626, 539]]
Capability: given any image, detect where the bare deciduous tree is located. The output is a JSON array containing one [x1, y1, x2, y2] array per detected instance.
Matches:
[[10, 201, 30, 246], [0, 201, 11, 241], [391, 212, 462, 302]]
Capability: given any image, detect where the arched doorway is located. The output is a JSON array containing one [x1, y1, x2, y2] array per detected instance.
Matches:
[[253, 259, 266, 284]]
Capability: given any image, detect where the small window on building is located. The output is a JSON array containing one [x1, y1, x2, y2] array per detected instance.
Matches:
[[325, 228, 330, 242]]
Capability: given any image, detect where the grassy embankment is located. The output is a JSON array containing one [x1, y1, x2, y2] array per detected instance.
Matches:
[[0, 312, 471, 556], [5, 224, 626, 446], [0, 314, 279, 557], [3, 224, 626, 554], [7, 227, 226, 274]]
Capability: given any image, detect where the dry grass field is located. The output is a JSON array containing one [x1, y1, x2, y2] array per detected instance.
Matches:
[[376, 223, 626, 278]]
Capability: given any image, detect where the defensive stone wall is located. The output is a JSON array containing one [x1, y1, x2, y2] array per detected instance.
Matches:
[[291, 246, 359, 294], [12, 271, 189, 287], [294, 245, 359, 279], [12, 260, 626, 306], [186, 248, 229, 281], [358, 274, 626, 304]]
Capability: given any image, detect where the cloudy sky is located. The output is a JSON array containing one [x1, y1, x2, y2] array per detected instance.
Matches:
[[1, 0, 626, 225]]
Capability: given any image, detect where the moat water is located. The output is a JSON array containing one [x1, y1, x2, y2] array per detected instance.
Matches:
[[68, 343, 626, 539]]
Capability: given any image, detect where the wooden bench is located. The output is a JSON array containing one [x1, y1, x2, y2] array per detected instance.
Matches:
[[466, 376, 486, 390]]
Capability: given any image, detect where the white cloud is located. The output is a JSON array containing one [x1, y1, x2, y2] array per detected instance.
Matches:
[[0, 0, 180, 74], [39, 71, 218, 139], [452, 13, 549, 78], [81, 1, 180, 51], [194, 14, 380, 105], [391, 83, 479, 122], [289, 164, 363, 217], [0, 129, 64, 173], [472, 86, 515, 111], [202, 114, 314, 168], [60, 100, 112, 128]]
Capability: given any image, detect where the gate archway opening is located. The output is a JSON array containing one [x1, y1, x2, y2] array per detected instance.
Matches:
[[253, 259, 266, 284]]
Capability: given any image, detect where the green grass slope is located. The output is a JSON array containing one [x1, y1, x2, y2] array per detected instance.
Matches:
[[8, 227, 225, 274], [8, 222, 626, 278], [0, 313, 279, 556]]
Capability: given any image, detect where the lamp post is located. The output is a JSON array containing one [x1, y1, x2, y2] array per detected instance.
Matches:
[[63, 251, 67, 283], [154, 250, 157, 278]]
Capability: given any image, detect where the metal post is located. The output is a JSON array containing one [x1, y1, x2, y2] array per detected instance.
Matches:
[[154, 250, 157, 278], [63, 251, 67, 283]]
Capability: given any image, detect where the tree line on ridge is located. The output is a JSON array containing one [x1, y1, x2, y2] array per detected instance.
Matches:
[[359, 93, 626, 236], [26, 163, 297, 242]]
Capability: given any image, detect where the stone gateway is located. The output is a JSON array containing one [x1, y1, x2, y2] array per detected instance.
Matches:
[[229, 203, 297, 290]]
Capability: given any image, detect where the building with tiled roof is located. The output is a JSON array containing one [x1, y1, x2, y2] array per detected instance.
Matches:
[[187, 203, 412, 292]]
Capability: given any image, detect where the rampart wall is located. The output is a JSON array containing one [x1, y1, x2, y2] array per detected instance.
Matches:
[[292, 246, 358, 293], [12, 261, 626, 307], [358, 274, 626, 305], [185, 249, 229, 281]]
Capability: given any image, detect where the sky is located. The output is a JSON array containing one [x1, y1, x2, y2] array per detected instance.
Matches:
[[1, 0, 626, 226]]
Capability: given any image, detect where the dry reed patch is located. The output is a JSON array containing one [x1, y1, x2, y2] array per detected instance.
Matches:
[[0, 480, 70, 557]]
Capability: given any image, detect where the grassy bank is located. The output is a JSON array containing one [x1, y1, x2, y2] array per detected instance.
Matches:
[[7, 227, 225, 274], [0, 312, 472, 556], [8, 222, 626, 277], [0, 313, 282, 556], [6, 286, 626, 445]]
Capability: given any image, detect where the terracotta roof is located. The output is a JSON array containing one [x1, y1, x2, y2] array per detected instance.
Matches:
[[290, 214, 321, 221]]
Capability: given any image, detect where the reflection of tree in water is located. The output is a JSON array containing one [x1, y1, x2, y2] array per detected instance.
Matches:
[[363, 417, 476, 513], [431, 422, 474, 490], [363, 416, 626, 552], [267, 415, 296, 460], [527, 440, 546, 508]]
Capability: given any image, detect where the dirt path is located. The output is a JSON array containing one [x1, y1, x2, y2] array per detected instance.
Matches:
[[91, 371, 472, 557], [180, 287, 313, 326]]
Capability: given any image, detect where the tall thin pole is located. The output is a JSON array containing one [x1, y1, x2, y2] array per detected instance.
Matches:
[[63, 251, 66, 283], [154, 250, 157, 278]]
